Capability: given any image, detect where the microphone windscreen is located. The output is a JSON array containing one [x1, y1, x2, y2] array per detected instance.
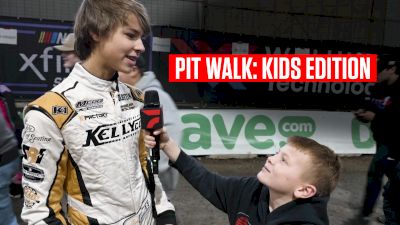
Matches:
[[144, 90, 160, 107]]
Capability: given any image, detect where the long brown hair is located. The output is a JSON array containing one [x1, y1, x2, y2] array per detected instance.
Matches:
[[74, 0, 150, 60]]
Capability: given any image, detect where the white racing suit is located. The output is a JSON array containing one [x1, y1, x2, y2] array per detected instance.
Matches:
[[21, 64, 172, 225]]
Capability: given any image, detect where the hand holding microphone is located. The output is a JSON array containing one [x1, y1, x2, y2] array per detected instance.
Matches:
[[143, 127, 181, 164], [141, 91, 181, 163], [141, 90, 164, 174]]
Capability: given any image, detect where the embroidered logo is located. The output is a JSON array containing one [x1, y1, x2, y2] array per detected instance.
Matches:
[[24, 186, 41, 208], [235, 212, 251, 225], [75, 99, 104, 111], [23, 164, 45, 183], [52, 106, 68, 115], [22, 145, 46, 165]]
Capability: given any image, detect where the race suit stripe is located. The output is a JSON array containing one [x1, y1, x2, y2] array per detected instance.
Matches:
[[61, 81, 78, 95], [67, 152, 93, 206], [43, 147, 69, 225], [67, 205, 100, 225], [87, 216, 100, 225]]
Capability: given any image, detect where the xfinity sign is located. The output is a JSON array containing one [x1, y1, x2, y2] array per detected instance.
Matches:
[[19, 46, 71, 82]]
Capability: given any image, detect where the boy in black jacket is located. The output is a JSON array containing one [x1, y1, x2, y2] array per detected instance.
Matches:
[[144, 130, 341, 225]]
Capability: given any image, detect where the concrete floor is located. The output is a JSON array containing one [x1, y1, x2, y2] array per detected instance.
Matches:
[[13, 155, 384, 225]]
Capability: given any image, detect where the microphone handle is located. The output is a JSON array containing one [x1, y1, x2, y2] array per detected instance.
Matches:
[[151, 133, 160, 174]]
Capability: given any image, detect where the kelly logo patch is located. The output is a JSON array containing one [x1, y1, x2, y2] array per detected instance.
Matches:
[[83, 117, 140, 147]]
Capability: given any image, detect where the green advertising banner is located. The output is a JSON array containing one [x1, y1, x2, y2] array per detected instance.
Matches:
[[179, 109, 375, 155]]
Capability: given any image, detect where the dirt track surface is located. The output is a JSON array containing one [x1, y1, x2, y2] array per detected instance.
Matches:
[[171, 155, 383, 225], [14, 155, 383, 225]]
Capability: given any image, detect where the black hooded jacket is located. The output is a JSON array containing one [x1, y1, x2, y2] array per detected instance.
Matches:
[[172, 151, 330, 225], [367, 78, 400, 159]]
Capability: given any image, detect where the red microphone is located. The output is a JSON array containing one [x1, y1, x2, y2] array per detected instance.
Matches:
[[140, 90, 163, 174]]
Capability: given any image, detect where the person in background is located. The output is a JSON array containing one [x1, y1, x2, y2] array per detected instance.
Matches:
[[144, 127, 341, 225], [0, 108, 21, 225], [354, 55, 400, 225], [0, 83, 23, 199], [0, 83, 23, 143], [119, 56, 182, 199], [53, 33, 80, 69]]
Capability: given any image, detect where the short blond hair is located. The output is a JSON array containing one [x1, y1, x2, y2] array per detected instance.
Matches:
[[74, 0, 150, 60], [287, 136, 341, 197]]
